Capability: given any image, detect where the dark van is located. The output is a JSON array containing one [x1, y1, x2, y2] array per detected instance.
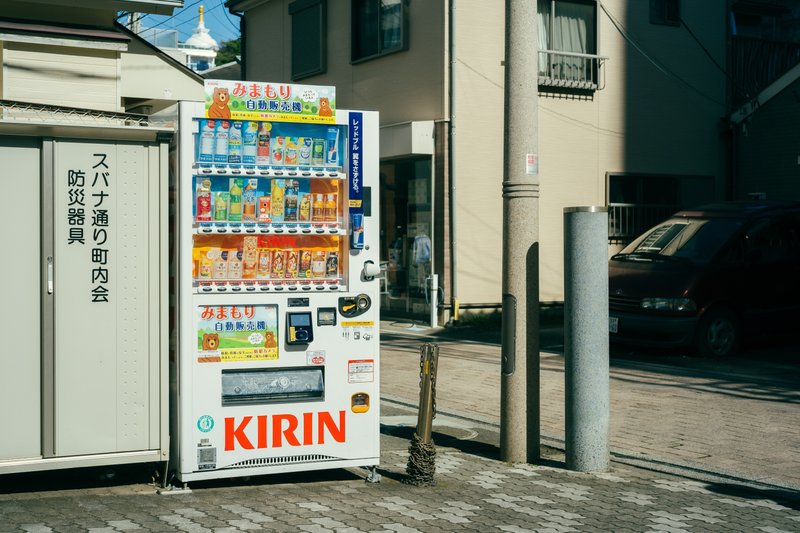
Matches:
[[609, 202, 800, 357]]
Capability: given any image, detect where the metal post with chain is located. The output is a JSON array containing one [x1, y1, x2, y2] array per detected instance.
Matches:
[[404, 343, 439, 486]]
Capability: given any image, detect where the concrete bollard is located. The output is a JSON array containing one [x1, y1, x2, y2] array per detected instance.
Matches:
[[564, 206, 609, 472]]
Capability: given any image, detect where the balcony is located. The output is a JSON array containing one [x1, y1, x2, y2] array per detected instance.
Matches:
[[538, 50, 606, 91], [732, 36, 800, 106], [608, 203, 679, 245]]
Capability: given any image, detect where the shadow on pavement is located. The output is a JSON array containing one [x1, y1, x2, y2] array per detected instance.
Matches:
[[704, 482, 800, 511]]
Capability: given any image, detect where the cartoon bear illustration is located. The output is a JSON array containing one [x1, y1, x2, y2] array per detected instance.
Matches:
[[318, 97, 333, 117], [264, 331, 277, 349], [202, 333, 220, 351], [207, 87, 232, 119]]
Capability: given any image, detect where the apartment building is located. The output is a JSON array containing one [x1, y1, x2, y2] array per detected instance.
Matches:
[[228, 0, 729, 323]]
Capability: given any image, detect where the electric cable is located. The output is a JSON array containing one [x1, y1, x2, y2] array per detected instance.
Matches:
[[599, 2, 725, 107], [679, 15, 731, 80]]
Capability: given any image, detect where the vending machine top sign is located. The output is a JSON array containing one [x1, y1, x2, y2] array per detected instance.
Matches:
[[204, 80, 336, 124]]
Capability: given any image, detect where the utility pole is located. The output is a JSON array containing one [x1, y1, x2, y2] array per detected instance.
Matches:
[[500, 0, 540, 463]]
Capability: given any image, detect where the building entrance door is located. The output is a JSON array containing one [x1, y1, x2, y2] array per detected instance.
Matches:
[[379, 157, 437, 323]]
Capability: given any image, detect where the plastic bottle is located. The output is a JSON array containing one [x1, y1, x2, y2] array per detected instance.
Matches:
[[256, 123, 271, 166], [284, 180, 299, 221], [325, 193, 337, 222], [213, 192, 229, 221], [229, 178, 243, 222], [312, 193, 324, 221], [196, 179, 212, 221], [228, 121, 242, 165], [242, 121, 258, 165], [298, 194, 311, 222], [242, 178, 258, 222], [214, 120, 230, 165], [198, 120, 216, 164], [284, 137, 298, 165]]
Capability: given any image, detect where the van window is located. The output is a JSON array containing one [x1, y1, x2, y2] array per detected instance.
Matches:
[[615, 217, 743, 264]]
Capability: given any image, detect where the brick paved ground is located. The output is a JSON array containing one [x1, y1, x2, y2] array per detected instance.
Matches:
[[1, 321, 798, 532], [1, 412, 799, 532], [379, 323, 800, 489]]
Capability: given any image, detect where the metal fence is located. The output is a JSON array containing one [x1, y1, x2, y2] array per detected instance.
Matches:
[[538, 50, 605, 90], [607, 203, 679, 244]]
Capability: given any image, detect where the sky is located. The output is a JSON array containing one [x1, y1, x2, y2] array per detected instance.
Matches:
[[131, 0, 241, 46]]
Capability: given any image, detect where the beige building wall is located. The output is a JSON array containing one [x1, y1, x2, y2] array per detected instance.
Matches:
[[244, 0, 446, 124], [120, 37, 205, 108], [239, 0, 728, 305], [2, 42, 121, 112]]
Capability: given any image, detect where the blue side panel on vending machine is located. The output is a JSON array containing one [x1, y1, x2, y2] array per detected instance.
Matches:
[[348, 112, 364, 250]]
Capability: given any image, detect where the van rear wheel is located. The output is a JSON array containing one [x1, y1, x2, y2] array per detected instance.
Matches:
[[694, 307, 738, 358]]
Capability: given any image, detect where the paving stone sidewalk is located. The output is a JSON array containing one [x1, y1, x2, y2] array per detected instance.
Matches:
[[1, 419, 799, 533]]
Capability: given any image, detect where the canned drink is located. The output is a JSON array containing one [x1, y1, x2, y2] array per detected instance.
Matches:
[[351, 213, 364, 249], [325, 138, 338, 167], [325, 251, 339, 278]]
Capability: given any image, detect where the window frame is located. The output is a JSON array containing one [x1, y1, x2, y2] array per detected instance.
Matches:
[[351, 0, 409, 64], [650, 0, 680, 27], [289, 0, 328, 81]]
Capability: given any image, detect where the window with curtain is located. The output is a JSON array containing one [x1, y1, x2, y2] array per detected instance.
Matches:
[[537, 0, 598, 87], [352, 0, 408, 63]]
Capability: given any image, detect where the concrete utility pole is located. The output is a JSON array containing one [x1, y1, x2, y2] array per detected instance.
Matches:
[[500, 0, 540, 463]]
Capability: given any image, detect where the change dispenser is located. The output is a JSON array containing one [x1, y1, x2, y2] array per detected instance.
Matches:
[[171, 81, 380, 484]]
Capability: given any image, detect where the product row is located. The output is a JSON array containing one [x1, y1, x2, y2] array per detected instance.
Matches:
[[195, 119, 342, 169], [195, 176, 341, 225], [192, 235, 344, 284]]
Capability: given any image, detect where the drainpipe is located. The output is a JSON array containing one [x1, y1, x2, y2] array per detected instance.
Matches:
[[227, 3, 246, 80], [448, 0, 459, 324]]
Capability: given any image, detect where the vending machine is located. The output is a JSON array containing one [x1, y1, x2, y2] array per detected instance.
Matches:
[[172, 81, 381, 483]]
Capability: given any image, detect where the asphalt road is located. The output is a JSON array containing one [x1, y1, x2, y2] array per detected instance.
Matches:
[[380, 321, 800, 490]]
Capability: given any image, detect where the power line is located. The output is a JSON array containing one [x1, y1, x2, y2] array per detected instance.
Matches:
[[215, 0, 242, 34], [679, 15, 731, 80], [599, 2, 725, 108]]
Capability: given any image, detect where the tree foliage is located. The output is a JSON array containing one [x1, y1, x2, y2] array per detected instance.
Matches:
[[216, 38, 241, 65]]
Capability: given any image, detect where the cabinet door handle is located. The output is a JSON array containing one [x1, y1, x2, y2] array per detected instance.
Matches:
[[47, 257, 54, 294]]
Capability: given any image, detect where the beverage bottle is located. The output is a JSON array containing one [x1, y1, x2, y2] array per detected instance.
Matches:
[[196, 178, 212, 221], [242, 179, 258, 222], [242, 121, 258, 165], [284, 180, 299, 221], [298, 194, 311, 222], [325, 193, 337, 222], [198, 120, 216, 164], [271, 180, 285, 219], [312, 193, 324, 221], [228, 121, 242, 165], [256, 123, 271, 165], [214, 120, 230, 165], [227, 249, 243, 279], [213, 192, 228, 221], [229, 178, 243, 222], [271, 136, 284, 165]]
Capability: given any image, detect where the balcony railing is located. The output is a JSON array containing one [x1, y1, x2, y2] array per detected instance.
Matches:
[[608, 203, 680, 245], [732, 36, 800, 107], [538, 50, 606, 90]]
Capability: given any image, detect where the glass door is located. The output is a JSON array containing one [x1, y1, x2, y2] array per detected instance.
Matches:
[[379, 157, 434, 322]]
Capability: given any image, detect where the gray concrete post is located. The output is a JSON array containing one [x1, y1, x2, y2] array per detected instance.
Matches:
[[564, 206, 609, 472]]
